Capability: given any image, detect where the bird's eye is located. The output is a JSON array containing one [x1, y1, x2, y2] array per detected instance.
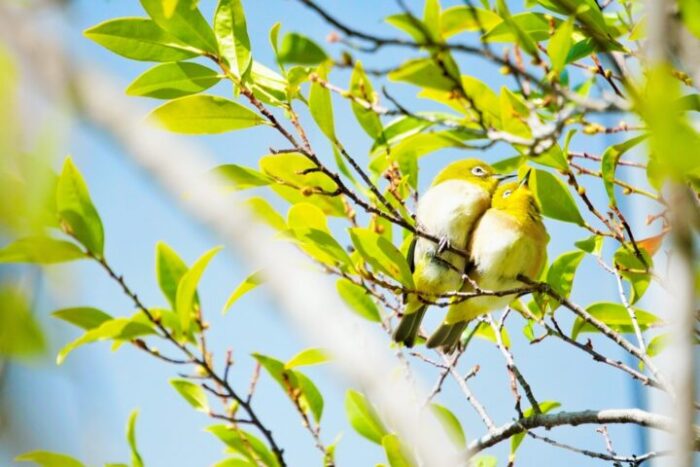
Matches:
[[471, 166, 486, 177], [502, 190, 512, 198]]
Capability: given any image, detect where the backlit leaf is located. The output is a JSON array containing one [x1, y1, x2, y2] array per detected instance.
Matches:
[[140, 0, 218, 53], [53, 307, 113, 331], [382, 434, 417, 467], [222, 270, 264, 314], [336, 278, 382, 322], [571, 302, 659, 339], [214, 0, 252, 79], [0, 236, 85, 264], [277, 33, 328, 65], [285, 348, 328, 369], [15, 451, 84, 467], [176, 246, 222, 331], [170, 378, 209, 411], [309, 62, 336, 141], [345, 389, 388, 444], [430, 403, 466, 449], [530, 168, 584, 225], [156, 241, 189, 309], [127, 62, 220, 99]]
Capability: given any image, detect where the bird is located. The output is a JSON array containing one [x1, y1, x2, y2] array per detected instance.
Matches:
[[392, 159, 513, 347], [426, 169, 549, 353]]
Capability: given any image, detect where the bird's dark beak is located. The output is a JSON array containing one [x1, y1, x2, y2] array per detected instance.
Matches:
[[518, 169, 532, 188], [494, 173, 516, 181]]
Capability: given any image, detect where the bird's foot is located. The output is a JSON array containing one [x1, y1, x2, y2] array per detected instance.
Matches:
[[436, 236, 451, 255]]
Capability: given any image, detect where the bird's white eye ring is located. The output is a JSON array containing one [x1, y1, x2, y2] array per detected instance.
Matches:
[[471, 166, 486, 176], [502, 190, 512, 198]]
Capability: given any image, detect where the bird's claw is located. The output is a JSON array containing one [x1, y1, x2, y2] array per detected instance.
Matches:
[[437, 236, 450, 255]]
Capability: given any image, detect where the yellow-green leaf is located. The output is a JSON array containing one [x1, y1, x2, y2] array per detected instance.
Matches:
[[336, 278, 382, 322], [126, 62, 220, 99], [140, 0, 217, 53], [170, 378, 209, 411], [214, 0, 252, 79], [222, 270, 264, 314], [345, 389, 388, 444], [0, 236, 85, 264], [175, 246, 222, 331]]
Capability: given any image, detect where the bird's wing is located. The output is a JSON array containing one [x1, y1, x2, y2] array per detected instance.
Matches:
[[407, 236, 417, 273]]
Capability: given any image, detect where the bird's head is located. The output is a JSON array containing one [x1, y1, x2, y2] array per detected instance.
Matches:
[[491, 170, 541, 221], [431, 159, 512, 193]]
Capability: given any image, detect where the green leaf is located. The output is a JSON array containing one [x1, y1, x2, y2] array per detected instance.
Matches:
[[345, 389, 388, 444], [485, 12, 554, 42], [473, 321, 511, 347], [126, 62, 220, 99], [52, 307, 113, 331], [0, 287, 45, 358], [277, 33, 328, 65], [15, 451, 84, 467], [0, 236, 85, 264], [575, 235, 603, 254], [530, 168, 584, 225], [285, 348, 328, 369], [57, 157, 105, 256], [309, 62, 336, 141], [288, 203, 352, 268], [571, 302, 660, 339], [423, 0, 442, 40], [222, 270, 264, 314], [386, 14, 427, 42], [336, 278, 382, 322], [601, 135, 646, 207], [647, 333, 669, 357], [680, 0, 700, 39], [471, 455, 497, 467], [259, 152, 345, 216], [84, 18, 200, 62], [253, 353, 324, 423], [547, 18, 574, 74], [245, 197, 286, 231], [213, 459, 256, 467], [127, 410, 144, 467], [613, 247, 652, 304], [546, 250, 584, 310], [213, 164, 273, 190], [440, 6, 501, 37], [176, 246, 222, 331], [350, 62, 384, 140], [156, 241, 189, 309], [389, 58, 455, 92], [140, 0, 217, 53], [214, 0, 252, 79], [430, 403, 466, 449], [349, 228, 414, 287], [149, 95, 266, 134], [382, 434, 417, 467], [207, 425, 279, 467], [57, 318, 155, 364], [510, 401, 560, 454], [170, 378, 209, 411], [250, 62, 289, 106]]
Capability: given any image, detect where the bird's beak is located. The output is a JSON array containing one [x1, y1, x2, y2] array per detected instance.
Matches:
[[494, 173, 516, 181], [518, 169, 532, 188]]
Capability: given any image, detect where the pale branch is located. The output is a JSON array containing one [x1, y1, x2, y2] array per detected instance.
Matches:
[[465, 408, 691, 457], [442, 353, 497, 433]]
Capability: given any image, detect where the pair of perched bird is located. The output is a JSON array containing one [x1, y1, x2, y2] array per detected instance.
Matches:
[[392, 159, 549, 353]]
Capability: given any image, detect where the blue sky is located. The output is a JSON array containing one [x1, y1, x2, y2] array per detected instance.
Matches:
[[1, 1, 656, 466]]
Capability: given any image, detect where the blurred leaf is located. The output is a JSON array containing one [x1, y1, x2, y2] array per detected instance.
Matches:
[[430, 403, 466, 449], [547, 18, 574, 74], [440, 6, 501, 37], [176, 246, 222, 331], [349, 228, 414, 287], [0, 236, 85, 264], [530, 169, 584, 225], [345, 389, 388, 444], [53, 307, 113, 331], [140, 0, 218, 53], [601, 135, 646, 207], [285, 348, 328, 369], [295, 371, 324, 423], [149, 95, 266, 134], [288, 203, 352, 268], [637, 233, 665, 257], [156, 241, 189, 309], [510, 401, 560, 454], [214, 0, 252, 80], [259, 152, 345, 216], [679, 0, 700, 39], [575, 235, 603, 254], [485, 12, 554, 42], [571, 302, 659, 339], [309, 62, 336, 141], [15, 451, 84, 467], [614, 247, 652, 304], [57, 318, 155, 364], [222, 270, 264, 314], [84, 18, 200, 62], [57, 157, 105, 256], [389, 58, 455, 91], [647, 333, 669, 357], [207, 425, 279, 467], [213, 459, 256, 467], [546, 250, 584, 311], [213, 164, 273, 190], [170, 378, 209, 411], [277, 33, 328, 65], [0, 286, 45, 358], [386, 14, 427, 42], [126, 62, 220, 99], [244, 197, 286, 231], [471, 455, 497, 467], [127, 410, 144, 467], [336, 278, 382, 322], [382, 434, 417, 467], [250, 62, 288, 106], [423, 0, 442, 40], [473, 321, 510, 347]]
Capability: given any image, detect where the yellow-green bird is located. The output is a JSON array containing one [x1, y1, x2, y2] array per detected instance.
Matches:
[[426, 170, 549, 353], [392, 159, 512, 347]]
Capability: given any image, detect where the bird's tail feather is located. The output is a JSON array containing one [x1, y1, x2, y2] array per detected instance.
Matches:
[[392, 306, 427, 348], [426, 321, 469, 354]]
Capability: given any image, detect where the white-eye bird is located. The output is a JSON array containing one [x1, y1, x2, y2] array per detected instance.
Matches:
[[392, 159, 512, 347], [426, 170, 549, 353]]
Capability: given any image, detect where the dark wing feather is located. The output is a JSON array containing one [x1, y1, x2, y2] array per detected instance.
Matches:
[[407, 236, 417, 273]]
